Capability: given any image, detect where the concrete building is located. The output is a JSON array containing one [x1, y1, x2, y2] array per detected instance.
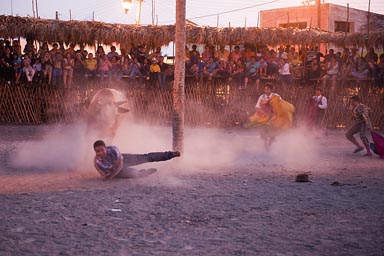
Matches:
[[260, 3, 384, 34]]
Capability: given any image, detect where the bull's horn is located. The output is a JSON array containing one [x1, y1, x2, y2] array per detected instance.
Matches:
[[118, 107, 130, 113], [115, 101, 128, 106]]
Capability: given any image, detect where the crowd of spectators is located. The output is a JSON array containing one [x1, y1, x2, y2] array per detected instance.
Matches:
[[185, 44, 384, 88], [1, 38, 383, 89], [0, 39, 173, 88]]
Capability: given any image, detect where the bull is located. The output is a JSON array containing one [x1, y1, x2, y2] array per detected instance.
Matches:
[[86, 88, 130, 139]]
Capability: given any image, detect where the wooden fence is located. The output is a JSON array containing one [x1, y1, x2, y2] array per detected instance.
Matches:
[[0, 78, 383, 130]]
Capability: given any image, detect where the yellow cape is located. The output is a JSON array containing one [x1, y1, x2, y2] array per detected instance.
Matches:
[[249, 95, 295, 129]]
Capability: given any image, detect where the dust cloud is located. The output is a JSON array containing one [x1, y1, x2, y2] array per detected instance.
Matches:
[[113, 120, 323, 175], [10, 122, 94, 172], [9, 116, 322, 178]]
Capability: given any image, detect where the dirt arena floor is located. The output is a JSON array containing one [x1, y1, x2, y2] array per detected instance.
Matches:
[[0, 124, 383, 256]]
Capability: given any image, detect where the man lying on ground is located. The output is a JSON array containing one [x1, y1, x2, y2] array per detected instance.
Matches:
[[93, 140, 180, 180]]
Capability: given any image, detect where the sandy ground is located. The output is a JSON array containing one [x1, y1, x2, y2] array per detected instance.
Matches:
[[0, 124, 383, 256]]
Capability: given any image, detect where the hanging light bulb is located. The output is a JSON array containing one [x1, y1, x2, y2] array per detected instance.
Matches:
[[122, 0, 133, 14]]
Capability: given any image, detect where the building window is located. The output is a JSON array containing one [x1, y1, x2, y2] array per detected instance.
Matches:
[[279, 22, 307, 29], [335, 21, 352, 32]]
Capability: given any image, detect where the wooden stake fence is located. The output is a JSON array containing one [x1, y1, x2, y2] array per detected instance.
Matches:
[[0, 79, 383, 130]]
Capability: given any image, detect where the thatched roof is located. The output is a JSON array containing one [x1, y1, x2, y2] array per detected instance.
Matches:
[[1, 15, 383, 48]]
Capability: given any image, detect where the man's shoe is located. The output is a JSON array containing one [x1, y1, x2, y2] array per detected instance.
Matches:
[[353, 147, 364, 153], [173, 151, 181, 157]]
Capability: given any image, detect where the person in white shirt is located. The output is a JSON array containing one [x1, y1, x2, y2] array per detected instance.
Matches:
[[278, 56, 291, 86], [312, 87, 328, 131]]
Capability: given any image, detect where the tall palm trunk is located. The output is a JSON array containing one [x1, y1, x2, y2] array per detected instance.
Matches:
[[172, 0, 186, 152]]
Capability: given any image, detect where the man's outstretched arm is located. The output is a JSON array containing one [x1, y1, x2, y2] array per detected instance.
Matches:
[[108, 155, 124, 180]]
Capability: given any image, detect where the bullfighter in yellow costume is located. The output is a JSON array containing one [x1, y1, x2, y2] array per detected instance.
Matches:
[[249, 83, 295, 151]]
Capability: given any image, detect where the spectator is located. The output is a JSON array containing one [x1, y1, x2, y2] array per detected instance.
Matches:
[[75, 44, 88, 60], [107, 46, 119, 62], [137, 45, 148, 63], [341, 47, 350, 64], [322, 55, 339, 89], [12, 40, 22, 56], [189, 44, 200, 65], [120, 56, 132, 77], [12, 52, 23, 84], [244, 56, 260, 89], [216, 60, 230, 77], [84, 53, 98, 79], [279, 56, 291, 86], [141, 58, 150, 80], [189, 56, 204, 85], [129, 44, 140, 60], [38, 42, 50, 59], [41, 52, 52, 84], [340, 56, 354, 79], [243, 45, 255, 60], [0, 39, 5, 58], [351, 57, 370, 79], [95, 45, 105, 60], [119, 48, 130, 66], [305, 59, 321, 86], [23, 38, 36, 57], [365, 47, 378, 64], [215, 45, 230, 62], [52, 52, 63, 86], [324, 49, 335, 63], [184, 45, 191, 66], [266, 49, 279, 78], [73, 53, 86, 83], [64, 43, 76, 57], [351, 48, 360, 65], [158, 56, 171, 87], [110, 56, 122, 81], [1, 47, 14, 83], [149, 58, 161, 87], [201, 45, 212, 63], [32, 57, 43, 82], [128, 57, 144, 79], [98, 53, 112, 82], [148, 47, 162, 62], [22, 54, 35, 83], [203, 57, 219, 80], [259, 56, 268, 77], [230, 45, 242, 63], [49, 43, 61, 58], [62, 52, 74, 88], [232, 59, 245, 88], [377, 54, 384, 86]]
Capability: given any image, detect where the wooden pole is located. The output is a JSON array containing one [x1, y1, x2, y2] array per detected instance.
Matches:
[[346, 3, 349, 32], [287, 12, 289, 26], [173, 0, 186, 152], [367, 0, 371, 47], [317, 0, 321, 29], [32, 0, 36, 18], [35, 0, 39, 18], [152, 0, 155, 26], [136, 0, 143, 25], [257, 12, 259, 28]]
